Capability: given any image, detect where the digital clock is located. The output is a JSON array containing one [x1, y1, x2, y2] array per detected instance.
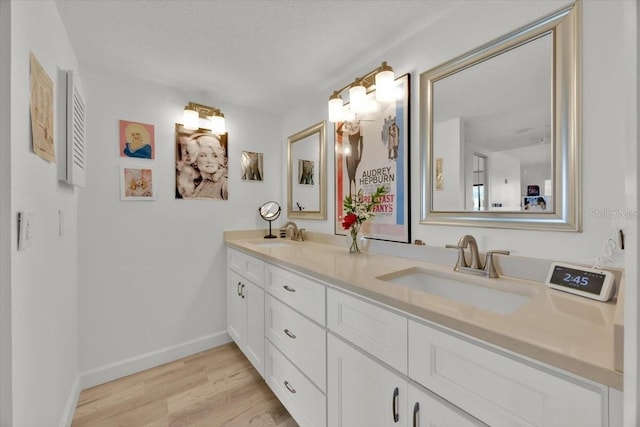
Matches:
[[545, 262, 616, 302]]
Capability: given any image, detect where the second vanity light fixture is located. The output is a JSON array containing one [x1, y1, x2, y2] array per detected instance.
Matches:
[[183, 102, 226, 135], [328, 61, 395, 122]]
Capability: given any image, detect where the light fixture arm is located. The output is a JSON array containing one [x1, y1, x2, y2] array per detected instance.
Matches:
[[331, 62, 393, 97], [327, 61, 395, 122], [186, 102, 224, 119]]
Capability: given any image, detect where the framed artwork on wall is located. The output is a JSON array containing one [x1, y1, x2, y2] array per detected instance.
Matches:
[[175, 124, 228, 200], [120, 165, 155, 201], [334, 74, 410, 243], [241, 151, 263, 181], [119, 120, 155, 159], [29, 53, 55, 163]]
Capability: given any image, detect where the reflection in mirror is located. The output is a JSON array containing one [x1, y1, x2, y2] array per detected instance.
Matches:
[[259, 201, 281, 239], [421, 2, 580, 230], [288, 121, 327, 220]]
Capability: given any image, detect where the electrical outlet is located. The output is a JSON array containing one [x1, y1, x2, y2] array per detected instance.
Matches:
[[18, 211, 34, 250]]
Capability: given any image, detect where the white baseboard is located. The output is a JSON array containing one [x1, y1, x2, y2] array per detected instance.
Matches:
[[60, 374, 81, 427], [80, 331, 232, 390]]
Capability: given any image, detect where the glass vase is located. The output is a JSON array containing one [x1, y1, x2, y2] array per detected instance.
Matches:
[[347, 224, 362, 253]]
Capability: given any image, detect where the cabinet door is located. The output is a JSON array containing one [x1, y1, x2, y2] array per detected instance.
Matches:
[[328, 334, 408, 427], [244, 280, 264, 377], [227, 269, 244, 347], [408, 383, 486, 427], [409, 320, 607, 427]]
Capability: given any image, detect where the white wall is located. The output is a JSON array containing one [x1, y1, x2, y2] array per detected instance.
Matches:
[[489, 151, 521, 211], [432, 118, 464, 210], [9, 1, 80, 426], [623, 0, 639, 424], [77, 69, 283, 386], [0, 1, 12, 425]]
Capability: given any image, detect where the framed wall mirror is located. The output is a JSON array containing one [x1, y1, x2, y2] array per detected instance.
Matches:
[[287, 121, 327, 220], [420, 1, 581, 231]]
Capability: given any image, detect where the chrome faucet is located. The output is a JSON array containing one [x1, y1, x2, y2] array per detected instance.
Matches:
[[446, 235, 509, 278], [283, 221, 305, 242]]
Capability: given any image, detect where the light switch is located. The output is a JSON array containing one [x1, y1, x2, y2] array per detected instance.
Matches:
[[18, 211, 34, 250]]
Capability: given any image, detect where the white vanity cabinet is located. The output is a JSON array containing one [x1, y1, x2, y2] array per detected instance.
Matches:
[[327, 334, 484, 427], [327, 288, 485, 427], [263, 263, 328, 427], [226, 248, 265, 376], [327, 287, 613, 427], [225, 243, 620, 427]]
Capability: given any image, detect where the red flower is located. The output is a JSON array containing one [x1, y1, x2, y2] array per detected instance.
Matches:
[[341, 213, 358, 230]]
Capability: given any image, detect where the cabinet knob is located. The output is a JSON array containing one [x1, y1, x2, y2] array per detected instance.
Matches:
[[413, 402, 420, 427], [237, 282, 242, 296], [240, 283, 245, 299], [283, 285, 296, 293], [284, 329, 297, 339]]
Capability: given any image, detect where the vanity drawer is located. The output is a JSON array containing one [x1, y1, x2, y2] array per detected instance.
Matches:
[[327, 288, 407, 374], [265, 294, 326, 391], [227, 248, 264, 287], [265, 340, 326, 427], [408, 320, 607, 427], [265, 264, 326, 325]]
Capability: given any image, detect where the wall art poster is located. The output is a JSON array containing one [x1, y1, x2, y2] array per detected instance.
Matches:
[[119, 120, 155, 159], [120, 166, 155, 200], [241, 151, 263, 181], [334, 74, 410, 243], [29, 53, 55, 162], [175, 124, 228, 200]]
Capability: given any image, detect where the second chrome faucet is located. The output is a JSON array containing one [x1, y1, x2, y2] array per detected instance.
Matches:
[[446, 235, 509, 278]]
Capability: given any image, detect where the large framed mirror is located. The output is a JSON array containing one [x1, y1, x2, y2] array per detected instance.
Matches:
[[287, 121, 327, 220], [420, 1, 581, 231]]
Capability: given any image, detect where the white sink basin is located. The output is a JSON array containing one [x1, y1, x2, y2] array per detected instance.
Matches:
[[377, 267, 533, 315], [253, 240, 292, 248]]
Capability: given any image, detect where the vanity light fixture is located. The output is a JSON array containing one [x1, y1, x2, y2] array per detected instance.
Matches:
[[328, 61, 395, 122], [182, 102, 226, 135]]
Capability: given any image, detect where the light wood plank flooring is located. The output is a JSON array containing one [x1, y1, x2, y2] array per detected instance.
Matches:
[[72, 342, 298, 427]]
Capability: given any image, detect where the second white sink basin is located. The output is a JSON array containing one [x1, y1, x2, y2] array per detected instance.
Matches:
[[377, 267, 533, 315]]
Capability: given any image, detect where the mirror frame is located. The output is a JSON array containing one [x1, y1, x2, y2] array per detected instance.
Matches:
[[287, 121, 327, 220], [420, 1, 581, 231]]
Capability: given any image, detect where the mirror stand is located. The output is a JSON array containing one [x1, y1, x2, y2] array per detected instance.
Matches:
[[259, 201, 281, 239]]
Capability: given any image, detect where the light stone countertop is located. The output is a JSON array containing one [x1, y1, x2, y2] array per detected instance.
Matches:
[[225, 230, 623, 390]]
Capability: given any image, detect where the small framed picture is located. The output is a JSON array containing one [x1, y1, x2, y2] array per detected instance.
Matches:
[[120, 165, 155, 200], [119, 120, 155, 159], [241, 151, 263, 181]]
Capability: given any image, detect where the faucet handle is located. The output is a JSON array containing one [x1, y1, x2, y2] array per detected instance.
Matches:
[[446, 244, 468, 269], [484, 250, 510, 278], [298, 228, 305, 242]]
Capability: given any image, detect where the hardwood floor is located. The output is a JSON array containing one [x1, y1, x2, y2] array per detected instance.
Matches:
[[72, 343, 298, 427]]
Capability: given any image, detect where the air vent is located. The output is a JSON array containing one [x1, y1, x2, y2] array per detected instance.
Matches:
[[64, 70, 86, 187]]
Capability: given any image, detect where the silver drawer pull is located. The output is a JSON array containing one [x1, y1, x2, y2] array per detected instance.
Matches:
[[284, 329, 297, 339], [284, 380, 297, 394], [283, 285, 296, 292]]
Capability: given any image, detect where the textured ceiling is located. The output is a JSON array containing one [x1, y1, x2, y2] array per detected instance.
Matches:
[[54, 0, 459, 114]]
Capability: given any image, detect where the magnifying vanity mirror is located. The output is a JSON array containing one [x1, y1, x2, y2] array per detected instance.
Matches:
[[420, 2, 581, 231], [287, 121, 327, 220], [259, 201, 281, 239]]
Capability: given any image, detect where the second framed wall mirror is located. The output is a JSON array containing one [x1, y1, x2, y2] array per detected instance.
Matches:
[[287, 121, 327, 220], [420, 1, 581, 231]]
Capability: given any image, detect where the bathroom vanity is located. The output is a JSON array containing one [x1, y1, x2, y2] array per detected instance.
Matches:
[[225, 230, 623, 427]]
